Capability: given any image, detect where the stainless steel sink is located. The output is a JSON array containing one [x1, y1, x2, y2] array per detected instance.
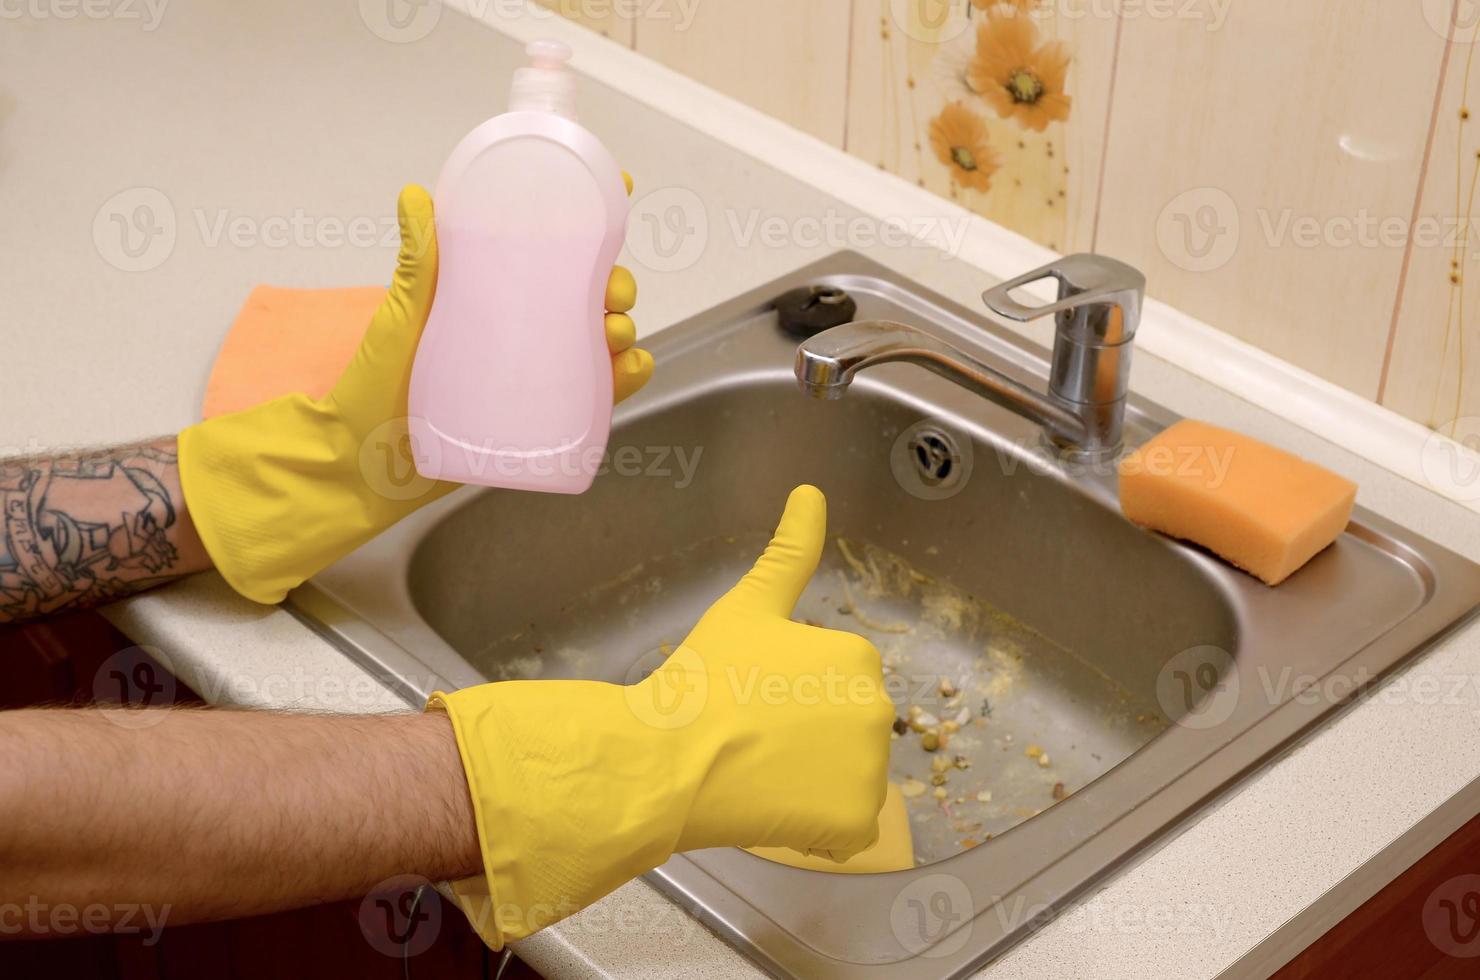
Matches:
[[289, 252, 1480, 978]]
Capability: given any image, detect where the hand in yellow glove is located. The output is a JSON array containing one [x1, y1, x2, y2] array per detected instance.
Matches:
[[179, 183, 653, 604], [432, 485, 894, 949]]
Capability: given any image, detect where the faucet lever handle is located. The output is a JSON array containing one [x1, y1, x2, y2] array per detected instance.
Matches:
[[981, 253, 1146, 454], [981, 253, 1145, 343]]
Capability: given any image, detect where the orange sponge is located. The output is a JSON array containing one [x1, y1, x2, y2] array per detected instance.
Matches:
[[1118, 420, 1357, 586], [201, 285, 383, 419]]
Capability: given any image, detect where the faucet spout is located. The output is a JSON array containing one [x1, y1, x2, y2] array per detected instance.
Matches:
[[795, 319, 1089, 446], [793, 254, 1146, 456]]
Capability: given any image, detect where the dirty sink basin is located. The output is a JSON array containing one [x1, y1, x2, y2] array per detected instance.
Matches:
[[289, 252, 1480, 978]]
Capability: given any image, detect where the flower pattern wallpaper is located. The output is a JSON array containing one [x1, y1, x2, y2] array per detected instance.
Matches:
[[924, 6, 1075, 234], [551, 0, 1480, 437], [846, 0, 1101, 255], [927, 9, 1075, 200]]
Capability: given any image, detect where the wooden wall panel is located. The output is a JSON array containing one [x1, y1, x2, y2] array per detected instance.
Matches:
[[1382, 12, 1480, 433], [633, 0, 853, 147], [1093, 0, 1443, 400]]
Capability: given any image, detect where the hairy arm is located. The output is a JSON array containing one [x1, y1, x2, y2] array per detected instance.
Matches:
[[0, 439, 210, 624], [0, 707, 480, 934]]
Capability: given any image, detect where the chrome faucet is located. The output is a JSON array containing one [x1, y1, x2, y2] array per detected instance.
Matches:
[[793, 254, 1145, 457]]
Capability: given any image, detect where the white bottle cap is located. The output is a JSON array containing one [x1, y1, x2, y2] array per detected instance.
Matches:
[[508, 39, 577, 120]]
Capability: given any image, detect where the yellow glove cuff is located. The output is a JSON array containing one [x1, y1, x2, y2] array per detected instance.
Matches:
[[179, 394, 452, 604], [428, 682, 685, 949]]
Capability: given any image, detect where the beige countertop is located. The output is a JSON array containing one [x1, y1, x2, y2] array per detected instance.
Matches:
[[5, 2, 1480, 977]]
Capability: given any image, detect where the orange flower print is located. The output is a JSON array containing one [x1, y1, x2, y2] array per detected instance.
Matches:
[[929, 102, 1001, 193], [968, 12, 1072, 132]]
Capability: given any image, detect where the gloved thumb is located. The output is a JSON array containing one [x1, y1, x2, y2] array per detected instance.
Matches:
[[328, 184, 439, 418], [382, 183, 439, 332], [726, 485, 826, 618]]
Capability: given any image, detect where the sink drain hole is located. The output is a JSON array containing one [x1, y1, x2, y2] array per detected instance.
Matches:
[[909, 429, 959, 487], [891, 419, 974, 500]]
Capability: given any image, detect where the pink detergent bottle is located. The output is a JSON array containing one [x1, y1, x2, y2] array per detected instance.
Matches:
[[408, 39, 629, 492]]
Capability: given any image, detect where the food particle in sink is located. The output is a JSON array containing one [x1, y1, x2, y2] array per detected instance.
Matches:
[[959, 838, 981, 849], [803, 535, 1120, 861], [836, 537, 870, 576], [1052, 782, 1067, 801], [837, 583, 910, 633], [909, 708, 939, 732]]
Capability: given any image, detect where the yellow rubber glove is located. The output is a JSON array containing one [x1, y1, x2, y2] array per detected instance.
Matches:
[[179, 183, 653, 604], [431, 485, 894, 949]]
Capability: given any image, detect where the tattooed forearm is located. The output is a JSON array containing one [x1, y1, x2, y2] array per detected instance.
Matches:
[[0, 439, 211, 624]]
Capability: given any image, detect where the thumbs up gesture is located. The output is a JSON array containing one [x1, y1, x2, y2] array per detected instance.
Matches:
[[431, 486, 895, 949], [659, 484, 895, 857]]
